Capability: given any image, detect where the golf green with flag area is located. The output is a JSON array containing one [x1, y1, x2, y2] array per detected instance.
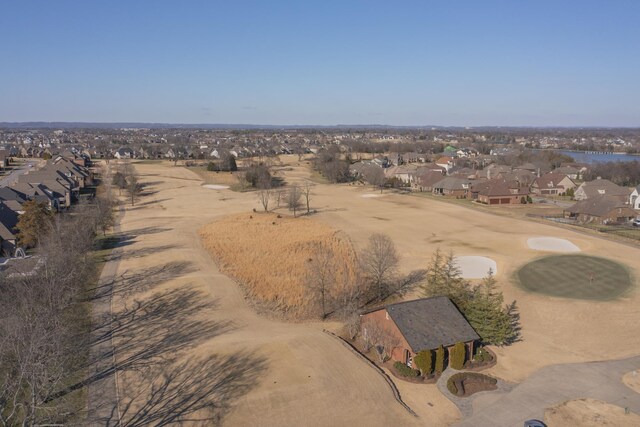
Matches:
[[516, 254, 633, 300]]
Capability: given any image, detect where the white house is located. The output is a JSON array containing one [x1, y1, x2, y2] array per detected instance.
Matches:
[[631, 185, 640, 210]]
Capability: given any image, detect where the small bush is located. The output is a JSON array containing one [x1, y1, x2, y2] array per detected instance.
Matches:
[[393, 361, 419, 378], [435, 345, 445, 374], [450, 342, 466, 370], [414, 350, 433, 375], [474, 347, 492, 363]]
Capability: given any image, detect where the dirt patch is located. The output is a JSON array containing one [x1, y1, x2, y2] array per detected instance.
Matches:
[[199, 213, 359, 318], [545, 398, 640, 426]]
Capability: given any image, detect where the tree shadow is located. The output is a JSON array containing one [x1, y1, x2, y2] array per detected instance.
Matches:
[[59, 284, 266, 427], [87, 261, 195, 302], [106, 244, 182, 262], [112, 353, 267, 426]]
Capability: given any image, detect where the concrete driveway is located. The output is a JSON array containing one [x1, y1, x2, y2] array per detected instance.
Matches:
[[456, 355, 640, 427]]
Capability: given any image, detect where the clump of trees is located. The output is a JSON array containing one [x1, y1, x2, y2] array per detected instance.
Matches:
[[245, 163, 272, 188], [314, 148, 351, 183], [420, 250, 521, 346], [206, 153, 238, 172]]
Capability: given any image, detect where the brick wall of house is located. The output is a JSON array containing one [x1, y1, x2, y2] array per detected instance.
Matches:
[[361, 309, 414, 365]]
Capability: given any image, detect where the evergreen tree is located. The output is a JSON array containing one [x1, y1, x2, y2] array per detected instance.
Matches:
[[464, 270, 520, 346], [435, 345, 445, 373], [16, 200, 54, 248], [450, 342, 466, 370], [414, 350, 433, 375]]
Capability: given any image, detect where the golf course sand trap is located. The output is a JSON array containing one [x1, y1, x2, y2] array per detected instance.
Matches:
[[545, 398, 640, 427], [454, 256, 497, 279], [361, 193, 383, 198], [202, 184, 230, 190], [527, 237, 580, 252]]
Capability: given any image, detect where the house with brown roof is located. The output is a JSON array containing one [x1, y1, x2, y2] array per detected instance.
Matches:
[[361, 297, 479, 369], [564, 195, 636, 225], [574, 178, 629, 201], [469, 179, 528, 205], [531, 172, 576, 196], [432, 177, 472, 197], [413, 169, 446, 192]]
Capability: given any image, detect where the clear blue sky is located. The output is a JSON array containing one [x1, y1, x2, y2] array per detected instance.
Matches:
[[1, 1, 639, 126]]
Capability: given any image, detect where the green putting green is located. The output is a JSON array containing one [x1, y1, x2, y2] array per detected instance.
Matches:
[[516, 255, 633, 300]]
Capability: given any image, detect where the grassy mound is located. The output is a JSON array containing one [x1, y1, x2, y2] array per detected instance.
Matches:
[[516, 255, 632, 300], [199, 213, 359, 318]]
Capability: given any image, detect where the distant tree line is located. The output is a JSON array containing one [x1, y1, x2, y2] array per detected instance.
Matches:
[[582, 160, 640, 187]]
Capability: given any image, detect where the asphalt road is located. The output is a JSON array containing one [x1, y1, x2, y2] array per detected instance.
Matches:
[[457, 355, 640, 427], [0, 160, 39, 187]]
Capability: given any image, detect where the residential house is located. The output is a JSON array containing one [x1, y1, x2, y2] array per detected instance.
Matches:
[[114, 147, 134, 159], [631, 185, 640, 211], [0, 201, 20, 256], [432, 177, 472, 197], [413, 169, 446, 192], [565, 195, 636, 225], [531, 172, 576, 196], [574, 178, 629, 201], [361, 297, 479, 369], [435, 157, 455, 174], [469, 179, 527, 205]]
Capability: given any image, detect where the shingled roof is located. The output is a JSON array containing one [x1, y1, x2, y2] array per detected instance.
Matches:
[[384, 297, 479, 352]]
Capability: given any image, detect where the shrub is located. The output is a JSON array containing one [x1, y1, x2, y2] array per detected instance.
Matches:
[[474, 347, 492, 363], [450, 342, 466, 370], [206, 161, 219, 171], [414, 350, 433, 375], [393, 361, 419, 378], [447, 372, 497, 396], [435, 345, 445, 374]]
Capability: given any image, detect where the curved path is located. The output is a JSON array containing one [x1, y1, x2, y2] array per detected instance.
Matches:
[[456, 355, 640, 426]]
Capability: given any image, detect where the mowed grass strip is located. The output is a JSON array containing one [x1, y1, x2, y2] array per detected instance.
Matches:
[[516, 255, 633, 300], [199, 213, 359, 317]]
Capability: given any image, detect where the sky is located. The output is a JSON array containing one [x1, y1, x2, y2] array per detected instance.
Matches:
[[1, 1, 639, 126]]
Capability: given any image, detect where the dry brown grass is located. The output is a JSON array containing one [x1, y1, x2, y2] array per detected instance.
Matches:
[[199, 213, 359, 318], [545, 398, 640, 427]]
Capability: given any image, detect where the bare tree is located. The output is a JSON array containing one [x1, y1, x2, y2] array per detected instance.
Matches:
[[287, 184, 302, 217], [302, 181, 313, 214], [361, 233, 399, 303], [360, 319, 399, 363], [257, 174, 272, 212], [363, 165, 386, 193], [306, 246, 336, 319]]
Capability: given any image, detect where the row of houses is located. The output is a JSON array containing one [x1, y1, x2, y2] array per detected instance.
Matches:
[[0, 152, 93, 256], [351, 159, 639, 224]]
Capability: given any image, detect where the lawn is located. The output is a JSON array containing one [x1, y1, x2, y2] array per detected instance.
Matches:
[[516, 255, 633, 300]]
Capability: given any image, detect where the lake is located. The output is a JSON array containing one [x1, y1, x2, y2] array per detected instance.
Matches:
[[557, 150, 640, 164]]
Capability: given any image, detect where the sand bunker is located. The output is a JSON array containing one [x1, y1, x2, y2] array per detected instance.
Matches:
[[202, 184, 230, 190], [454, 256, 497, 279], [545, 398, 640, 427], [527, 237, 580, 252], [361, 193, 383, 198]]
